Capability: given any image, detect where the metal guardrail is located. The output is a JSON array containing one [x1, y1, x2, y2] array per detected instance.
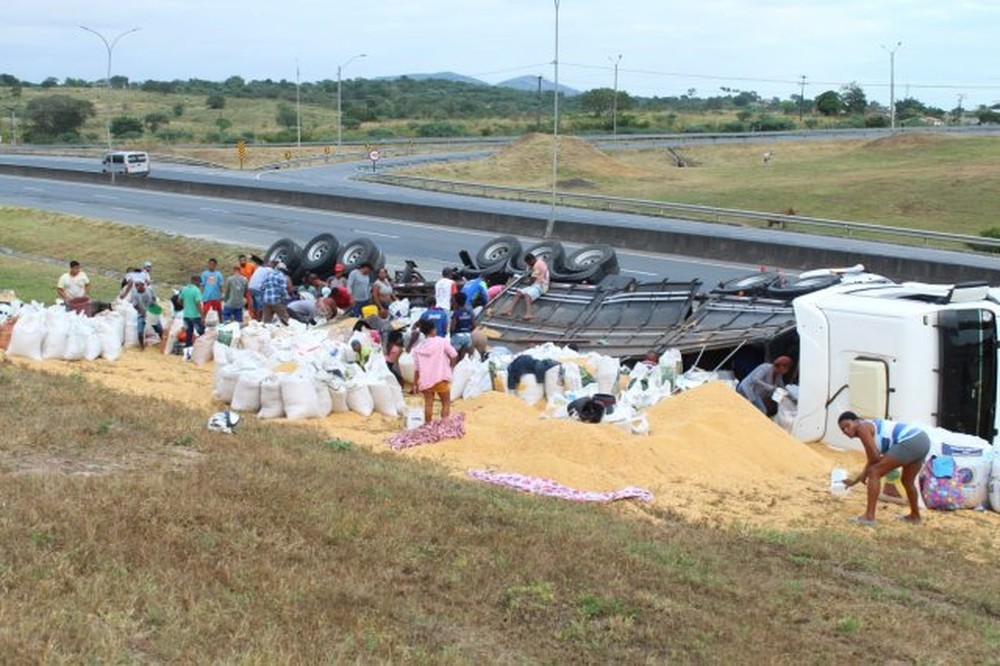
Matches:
[[362, 173, 1000, 252]]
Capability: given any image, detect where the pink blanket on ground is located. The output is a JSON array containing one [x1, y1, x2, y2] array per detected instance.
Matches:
[[386, 413, 465, 450], [466, 469, 653, 503]]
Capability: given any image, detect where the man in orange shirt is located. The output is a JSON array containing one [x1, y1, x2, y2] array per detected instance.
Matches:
[[238, 254, 257, 317]]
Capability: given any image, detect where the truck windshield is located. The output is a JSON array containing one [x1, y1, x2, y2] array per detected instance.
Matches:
[[938, 309, 997, 442]]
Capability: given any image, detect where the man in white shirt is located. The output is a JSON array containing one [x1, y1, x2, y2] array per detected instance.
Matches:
[[247, 259, 275, 320], [56, 260, 90, 303]]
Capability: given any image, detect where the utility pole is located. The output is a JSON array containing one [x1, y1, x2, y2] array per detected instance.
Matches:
[[545, 0, 560, 239], [536, 75, 543, 131], [798, 75, 807, 122], [337, 53, 367, 146], [610, 54, 622, 139], [295, 60, 301, 148], [881, 41, 902, 130], [6, 107, 15, 146]]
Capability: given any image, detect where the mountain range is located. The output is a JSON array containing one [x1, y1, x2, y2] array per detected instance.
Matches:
[[376, 71, 580, 96]]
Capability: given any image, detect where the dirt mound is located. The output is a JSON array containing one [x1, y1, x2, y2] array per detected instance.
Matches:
[[862, 132, 947, 151], [486, 133, 642, 180]]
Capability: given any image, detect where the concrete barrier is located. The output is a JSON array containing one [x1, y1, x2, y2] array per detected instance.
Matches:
[[2, 163, 997, 284]]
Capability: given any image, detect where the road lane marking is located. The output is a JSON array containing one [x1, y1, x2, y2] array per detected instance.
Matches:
[[622, 268, 658, 276], [353, 229, 400, 239]]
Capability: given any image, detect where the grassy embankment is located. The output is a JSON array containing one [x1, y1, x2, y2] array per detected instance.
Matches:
[[2, 210, 1000, 661], [403, 132, 1000, 239]]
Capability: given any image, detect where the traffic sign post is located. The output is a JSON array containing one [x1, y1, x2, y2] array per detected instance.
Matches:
[[368, 148, 380, 172], [236, 140, 247, 169]]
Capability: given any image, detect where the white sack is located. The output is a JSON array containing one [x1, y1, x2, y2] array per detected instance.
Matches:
[[6, 312, 45, 360]]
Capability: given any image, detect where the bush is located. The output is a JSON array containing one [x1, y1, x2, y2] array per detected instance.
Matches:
[[110, 116, 144, 138], [755, 115, 796, 132], [970, 227, 1000, 253], [206, 93, 226, 110], [414, 121, 466, 138], [720, 120, 748, 133]]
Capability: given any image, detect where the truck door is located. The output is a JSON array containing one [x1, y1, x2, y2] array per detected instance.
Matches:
[[938, 309, 997, 442]]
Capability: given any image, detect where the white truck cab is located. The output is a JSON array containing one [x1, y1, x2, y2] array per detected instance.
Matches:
[[792, 281, 998, 450]]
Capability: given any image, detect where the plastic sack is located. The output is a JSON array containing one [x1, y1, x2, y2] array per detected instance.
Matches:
[[94, 317, 123, 362], [450, 356, 476, 401], [920, 455, 964, 511], [231, 372, 265, 412], [6, 312, 45, 360], [398, 352, 416, 385], [543, 365, 563, 400], [595, 356, 620, 395], [192, 327, 217, 366], [281, 373, 321, 420], [927, 428, 993, 510], [314, 380, 333, 417], [41, 312, 69, 360], [257, 376, 285, 419], [989, 455, 1000, 513], [346, 384, 375, 417], [370, 381, 399, 417], [328, 385, 349, 413], [462, 360, 493, 400], [516, 374, 545, 406]]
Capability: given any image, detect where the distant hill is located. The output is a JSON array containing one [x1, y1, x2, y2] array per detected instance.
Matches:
[[376, 71, 580, 96], [497, 75, 581, 97], [377, 72, 489, 86]]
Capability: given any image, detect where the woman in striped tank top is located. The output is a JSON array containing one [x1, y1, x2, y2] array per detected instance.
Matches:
[[838, 410, 931, 526]]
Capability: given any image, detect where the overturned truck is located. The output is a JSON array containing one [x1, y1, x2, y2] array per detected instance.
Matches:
[[480, 270, 1000, 450]]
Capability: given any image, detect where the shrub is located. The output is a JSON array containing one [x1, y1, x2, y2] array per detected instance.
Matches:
[[206, 93, 226, 110], [110, 115, 144, 138], [970, 227, 1000, 253], [720, 120, 748, 133], [414, 121, 465, 138]]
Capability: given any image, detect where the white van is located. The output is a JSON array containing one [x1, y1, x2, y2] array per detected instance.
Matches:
[[102, 151, 150, 176]]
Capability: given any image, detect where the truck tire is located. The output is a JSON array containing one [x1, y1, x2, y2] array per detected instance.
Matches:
[[265, 238, 304, 273], [510, 240, 567, 273], [766, 274, 842, 299], [301, 233, 339, 275], [714, 271, 781, 297], [338, 238, 380, 273], [476, 235, 522, 270], [566, 244, 619, 274]]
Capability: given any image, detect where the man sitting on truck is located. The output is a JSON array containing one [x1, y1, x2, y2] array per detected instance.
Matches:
[[735, 356, 793, 416]]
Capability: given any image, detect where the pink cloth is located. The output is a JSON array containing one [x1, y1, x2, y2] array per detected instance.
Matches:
[[386, 413, 465, 450], [411, 336, 457, 391], [466, 469, 653, 503], [487, 284, 504, 301]]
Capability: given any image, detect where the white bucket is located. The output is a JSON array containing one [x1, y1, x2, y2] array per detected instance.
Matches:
[[405, 408, 425, 430]]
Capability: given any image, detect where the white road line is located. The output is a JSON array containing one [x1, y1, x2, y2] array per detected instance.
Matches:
[[622, 268, 658, 276], [354, 229, 400, 239], [23, 186, 46, 193], [199, 206, 230, 213], [93, 194, 117, 200]]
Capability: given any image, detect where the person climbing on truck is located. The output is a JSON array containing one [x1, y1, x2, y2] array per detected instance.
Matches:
[[838, 411, 931, 527], [501, 252, 549, 320]]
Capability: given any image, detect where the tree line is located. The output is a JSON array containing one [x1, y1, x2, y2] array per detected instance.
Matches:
[[2, 72, 997, 144]]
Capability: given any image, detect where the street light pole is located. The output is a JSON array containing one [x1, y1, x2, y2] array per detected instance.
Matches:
[[337, 53, 366, 146], [295, 59, 301, 148], [610, 54, 622, 139], [881, 41, 902, 131], [545, 0, 560, 239], [79, 25, 141, 151]]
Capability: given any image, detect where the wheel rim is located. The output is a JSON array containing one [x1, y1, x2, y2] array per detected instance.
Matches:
[[307, 241, 331, 262], [481, 242, 512, 263], [571, 248, 606, 267], [341, 244, 366, 265]]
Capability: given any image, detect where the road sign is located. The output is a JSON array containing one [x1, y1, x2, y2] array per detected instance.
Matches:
[[236, 140, 247, 169], [368, 149, 381, 161]]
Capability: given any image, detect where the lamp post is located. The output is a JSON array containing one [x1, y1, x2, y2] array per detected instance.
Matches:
[[881, 41, 902, 131], [6, 106, 16, 146], [545, 0, 560, 238], [295, 60, 301, 147], [337, 53, 366, 146], [79, 25, 141, 151], [609, 53, 622, 139]]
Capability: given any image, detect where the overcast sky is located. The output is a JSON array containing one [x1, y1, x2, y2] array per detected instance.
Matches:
[[3, 0, 999, 109]]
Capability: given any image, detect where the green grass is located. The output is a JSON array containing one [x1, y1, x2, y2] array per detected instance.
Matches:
[[0, 206, 263, 302]]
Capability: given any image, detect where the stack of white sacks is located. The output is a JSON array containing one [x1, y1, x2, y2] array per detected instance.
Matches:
[[210, 320, 408, 421], [4, 299, 144, 362]]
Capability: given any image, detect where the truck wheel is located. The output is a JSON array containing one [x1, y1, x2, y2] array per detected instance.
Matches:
[[766, 274, 842, 299], [265, 238, 304, 273], [301, 233, 339, 274], [566, 245, 618, 274], [714, 271, 780, 296], [338, 238, 380, 273], [513, 240, 567, 273], [476, 235, 522, 269]]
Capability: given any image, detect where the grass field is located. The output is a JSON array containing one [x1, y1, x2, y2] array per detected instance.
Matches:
[[2, 212, 1000, 661], [401, 132, 1000, 237], [0, 207, 262, 303]]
